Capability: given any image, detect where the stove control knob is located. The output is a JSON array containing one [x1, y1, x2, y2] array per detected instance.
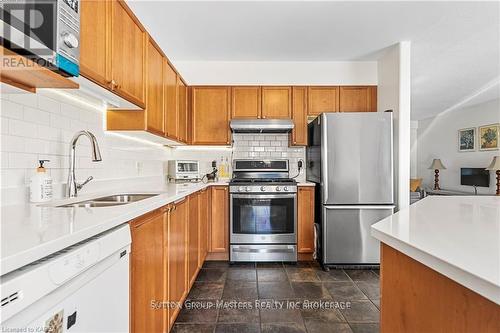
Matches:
[[246, 186, 251, 192], [260, 186, 266, 192], [239, 186, 245, 192], [276, 186, 281, 192], [283, 186, 289, 192]]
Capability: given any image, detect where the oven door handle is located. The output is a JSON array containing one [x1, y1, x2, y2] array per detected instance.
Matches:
[[231, 194, 296, 199], [232, 246, 296, 254]]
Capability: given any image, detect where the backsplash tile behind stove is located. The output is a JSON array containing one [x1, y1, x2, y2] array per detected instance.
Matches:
[[232, 133, 306, 182]]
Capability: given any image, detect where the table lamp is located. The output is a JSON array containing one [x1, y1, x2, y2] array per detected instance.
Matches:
[[429, 159, 446, 190], [486, 156, 500, 195]]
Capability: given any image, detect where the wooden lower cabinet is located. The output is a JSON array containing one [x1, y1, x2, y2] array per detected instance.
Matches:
[[208, 186, 229, 257], [130, 188, 218, 332], [130, 208, 167, 333], [297, 187, 315, 254], [198, 188, 209, 265], [188, 193, 200, 287], [168, 198, 188, 328]]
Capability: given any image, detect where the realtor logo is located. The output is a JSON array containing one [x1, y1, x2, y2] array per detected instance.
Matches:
[[1, 0, 57, 56]]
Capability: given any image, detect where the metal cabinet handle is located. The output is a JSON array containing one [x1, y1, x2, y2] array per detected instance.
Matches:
[[233, 247, 295, 253]]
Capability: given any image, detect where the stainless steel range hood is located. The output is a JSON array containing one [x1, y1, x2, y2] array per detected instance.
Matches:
[[230, 119, 294, 133]]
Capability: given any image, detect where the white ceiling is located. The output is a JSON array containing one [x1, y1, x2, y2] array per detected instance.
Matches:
[[127, 1, 500, 120]]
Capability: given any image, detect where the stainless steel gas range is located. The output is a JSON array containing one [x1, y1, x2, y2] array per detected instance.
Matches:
[[229, 160, 297, 262]]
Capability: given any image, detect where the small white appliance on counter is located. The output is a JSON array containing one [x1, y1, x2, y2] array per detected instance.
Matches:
[[168, 160, 200, 182], [0, 225, 131, 332]]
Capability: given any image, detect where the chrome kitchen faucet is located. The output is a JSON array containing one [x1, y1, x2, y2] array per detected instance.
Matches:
[[67, 131, 102, 197]]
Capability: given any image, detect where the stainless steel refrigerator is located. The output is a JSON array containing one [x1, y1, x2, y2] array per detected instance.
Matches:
[[306, 112, 394, 266]]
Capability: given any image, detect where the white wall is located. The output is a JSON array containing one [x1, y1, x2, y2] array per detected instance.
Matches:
[[175, 61, 377, 85], [377, 42, 412, 210], [410, 120, 418, 178], [416, 98, 500, 194]]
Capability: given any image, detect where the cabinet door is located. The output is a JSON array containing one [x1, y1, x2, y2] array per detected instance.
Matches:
[[262, 87, 292, 119], [339, 86, 377, 112], [291, 87, 308, 146], [177, 78, 188, 143], [192, 87, 231, 145], [209, 186, 229, 253], [198, 188, 209, 266], [308, 87, 339, 116], [231, 87, 261, 119], [168, 199, 188, 324], [130, 210, 166, 333], [298, 187, 315, 253], [111, 0, 146, 108], [146, 38, 164, 135], [164, 60, 178, 140], [188, 193, 199, 287], [80, 0, 109, 87]]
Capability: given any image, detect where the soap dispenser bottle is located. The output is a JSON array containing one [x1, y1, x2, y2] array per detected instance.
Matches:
[[30, 160, 53, 203]]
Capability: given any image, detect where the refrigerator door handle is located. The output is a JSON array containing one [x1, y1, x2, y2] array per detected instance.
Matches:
[[324, 205, 396, 210], [320, 114, 329, 203]]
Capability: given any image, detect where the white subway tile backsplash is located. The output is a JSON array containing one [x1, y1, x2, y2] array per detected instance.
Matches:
[[1, 135, 25, 152], [9, 152, 38, 168], [49, 113, 71, 129], [9, 93, 38, 108], [9, 119, 38, 138], [37, 125, 61, 141], [1, 169, 26, 187], [24, 138, 50, 154], [24, 106, 51, 126], [1, 118, 9, 134], [37, 95, 61, 114], [1, 100, 24, 120], [231, 132, 306, 182]]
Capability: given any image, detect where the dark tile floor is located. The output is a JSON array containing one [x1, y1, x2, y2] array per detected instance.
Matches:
[[172, 262, 380, 333]]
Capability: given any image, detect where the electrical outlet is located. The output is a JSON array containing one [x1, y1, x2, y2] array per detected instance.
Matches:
[[136, 161, 143, 175]]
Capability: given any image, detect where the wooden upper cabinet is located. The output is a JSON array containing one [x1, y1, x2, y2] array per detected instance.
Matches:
[[80, 0, 109, 87], [209, 186, 229, 254], [232, 87, 261, 119], [297, 187, 315, 254], [145, 38, 164, 135], [261, 86, 292, 119], [164, 61, 178, 140], [177, 78, 188, 143], [110, 0, 146, 108], [308, 87, 339, 116], [291, 87, 308, 146], [130, 209, 166, 333], [339, 86, 377, 112], [192, 87, 231, 145]]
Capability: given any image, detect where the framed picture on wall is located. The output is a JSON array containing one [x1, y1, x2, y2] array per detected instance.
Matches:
[[479, 123, 500, 151], [458, 127, 476, 152]]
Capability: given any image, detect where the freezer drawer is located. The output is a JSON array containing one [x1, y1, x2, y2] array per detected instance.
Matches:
[[322, 206, 394, 265]]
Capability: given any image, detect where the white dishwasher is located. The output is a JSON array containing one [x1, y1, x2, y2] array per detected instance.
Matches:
[[1, 224, 131, 333]]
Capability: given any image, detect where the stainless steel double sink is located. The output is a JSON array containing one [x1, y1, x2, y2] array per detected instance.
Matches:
[[56, 194, 160, 208]]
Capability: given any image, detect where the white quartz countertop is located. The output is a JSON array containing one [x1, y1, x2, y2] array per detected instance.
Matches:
[[0, 181, 229, 276], [371, 196, 500, 305]]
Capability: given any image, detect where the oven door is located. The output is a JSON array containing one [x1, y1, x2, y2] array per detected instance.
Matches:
[[230, 193, 297, 244]]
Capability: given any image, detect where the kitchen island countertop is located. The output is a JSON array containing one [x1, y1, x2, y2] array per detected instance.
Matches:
[[371, 195, 500, 305]]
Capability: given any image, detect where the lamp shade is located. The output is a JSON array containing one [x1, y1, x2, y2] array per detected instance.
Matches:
[[486, 156, 500, 170], [428, 159, 446, 170]]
